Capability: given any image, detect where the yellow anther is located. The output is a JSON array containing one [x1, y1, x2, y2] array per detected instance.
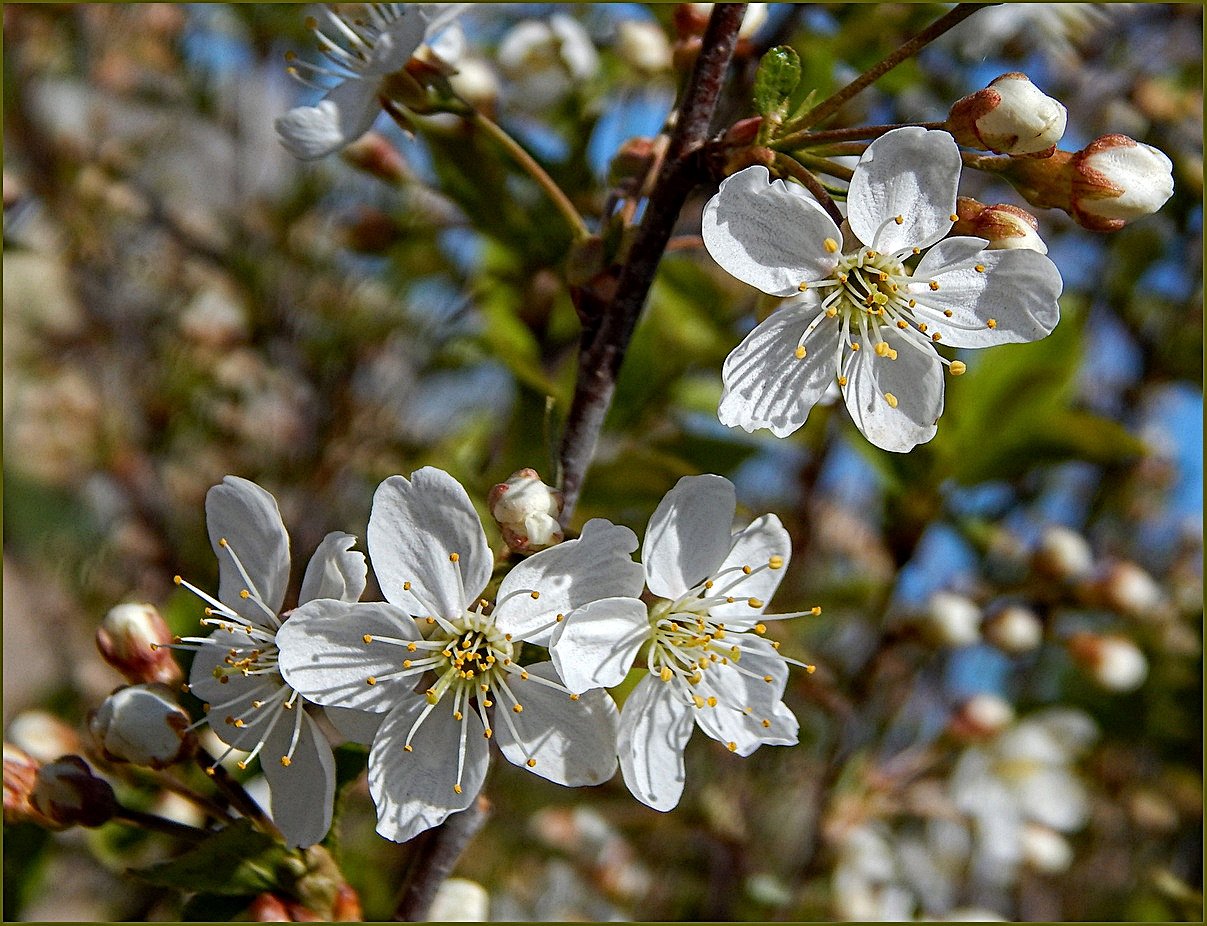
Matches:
[[218, 537, 228, 547], [660, 666, 673, 682], [237, 760, 248, 770], [888, 348, 899, 360], [850, 342, 861, 351], [823, 237, 839, 253], [425, 689, 438, 704], [280, 756, 292, 767], [932, 332, 942, 341], [404, 744, 413, 752], [908, 299, 917, 308], [798, 281, 809, 292], [520, 670, 529, 680], [403, 660, 412, 668], [453, 711, 463, 721], [929, 281, 940, 291], [768, 555, 784, 569], [403, 581, 411, 590], [763, 674, 774, 683], [949, 213, 959, 222], [885, 393, 899, 408], [811, 606, 822, 616], [692, 695, 705, 708], [748, 598, 764, 609], [742, 565, 753, 575], [897, 320, 909, 329], [454, 784, 463, 794], [726, 596, 736, 603], [512, 704, 523, 713], [363, 634, 373, 644], [252, 700, 263, 709], [918, 323, 928, 333], [825, 307, 838, 318], [950, 361, 967, 376], [449, 552, 459, 563], [704, 580, 714, 589], [367, 676, 377, 686], [837, 375, 848, 387], [240, 589, 250, 599], [894, 214, 904, 225], [483, 699, 493, 708], [974, 264, 986, 273], [569, 693, 580, 701], [944, 309, 953, 317], [755, 623, 767, 634], [483, 728, 493, 738], [987, 318, 998, 329], [707, 696, 718, 707], [407, 642, 418, 652], [762, 719, 771, 728], [794, 345, 807, 360], [806, 664, 817, 674], [727, 741, 738, 752], [530, 590, 540, 600], [912, 247, 921, 255], [875, 341, 891, 357], [878, 272, 889, 282]]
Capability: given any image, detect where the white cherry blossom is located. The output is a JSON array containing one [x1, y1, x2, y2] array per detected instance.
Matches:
[[549, 475, 816, 811], [277, 468, 644, 843], [172, 476, 368, 847], [702, 126, 1064, 451], [276, 4, 465, 160]]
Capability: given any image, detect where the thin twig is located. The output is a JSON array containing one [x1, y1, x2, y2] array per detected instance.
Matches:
[[114, 806, 209, 843], [773, 154, 844, 226], [557, 4, 747, 523], [792, 152, 855, 183], [393, 796, 491, 921], [772, 120, 947, 150], [778, 4, 992, 141], [195, 748, 283, 839]]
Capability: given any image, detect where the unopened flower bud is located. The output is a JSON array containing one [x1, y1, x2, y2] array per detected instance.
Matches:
[[6, 710, 80, 764], [97, 602, 182, 687], [616, 20, 673, 74], [1069, 633, 1148, 692], [448, 59, 500, 113], [984, 604, 1044, 654], [4, 743, 54, 826], [1020, 822, 1073, 874], [950, 693, 1015, 740], [947, 73, 1067, 156], [31, 755, 117, 829], [428, 878, 490, 922], [341, 132, 410, 186], [1069, 135, 1175, 231], [89, 684, 196, 769], [488, 469, 565, 553], [248, 893, 318, 922], [332, 884, 364, 922], [921, 592, 982, 646], [1033, 526, 1093, 581], [954, 197, 1048, 254], [1095, 560, 1164, 617]]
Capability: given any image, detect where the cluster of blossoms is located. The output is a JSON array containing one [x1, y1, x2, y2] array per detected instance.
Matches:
[[147, 469, 816, 846]]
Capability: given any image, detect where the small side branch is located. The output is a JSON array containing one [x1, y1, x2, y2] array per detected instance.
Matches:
[[393, 796, 491, 921]]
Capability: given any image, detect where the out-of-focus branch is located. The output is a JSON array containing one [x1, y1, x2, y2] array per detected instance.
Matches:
[[557, 4, 747, 523], [393, 796, 491, 921]]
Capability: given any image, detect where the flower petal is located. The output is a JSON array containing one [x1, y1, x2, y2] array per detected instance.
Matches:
[[719, 295, 843, 438], [643, 475, 736, 600], [702, 166, 841, 297], [368, 697, 488, 843], [618, 674, 694, 811], [187, 629, 281, 719], [847, 127, 960, 253], [206, 476, 290, 625], [694, 668, 798, 756], [300, 532, 367, 605], [262, 709, 336, 848], [910, 238, 1063, 347], [705, 514, 792, 625], [277, 600, 422, 713], [549, 597, 650, 693], [842, 325, 944, 452], [493, 519, 643, 645], [368, 469, 492, 620], [494, 663, 619, 786], [323, 706, 383, 746], [276, 79, 382, 160]]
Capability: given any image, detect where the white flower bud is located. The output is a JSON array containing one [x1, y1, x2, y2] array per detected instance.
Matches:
[[1033, 525, 1094, 581], [1071, 135, 1175, 231], [89, 684, 196, 769], [1020, 822, 1073, 874], [954, 197, 1048, 254], [984, 604, 1044, 654], [31, 755, 117, 828], [488, 468, 565, 553], [428, 877, 490, 922], [448, 59, 501, 111], [922, 592, 982, 646], [951, 693, 1016, 739], [1099, 561, 1164, 617], [498, 15, 598, 107], [4, 743, 49, 826], [97, 602, 183, 687], [1070, 633, 1148, 692], [947, 72, 1067, 156], [341, 132, 411, 186], [5, 710, 80, 764], [616, 20, 673, 74]]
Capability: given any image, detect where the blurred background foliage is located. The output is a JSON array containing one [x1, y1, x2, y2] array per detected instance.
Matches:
[[3, 3, 1202, 921]]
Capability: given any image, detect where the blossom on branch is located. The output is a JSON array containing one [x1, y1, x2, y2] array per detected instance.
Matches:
[[277, 467, 644, 843], [702, 127, 1064, 451]]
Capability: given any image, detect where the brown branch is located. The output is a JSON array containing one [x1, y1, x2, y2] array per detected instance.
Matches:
[[773, 153, 844, 226], [557, 4, 747, 523], [393, 796, 491, 921]]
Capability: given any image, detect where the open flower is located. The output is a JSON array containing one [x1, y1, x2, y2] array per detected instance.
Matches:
[[702, 126, 1064, 451], [276, 4, 465, 160], [173, 476, 368, 847], [548, 475, 815, 811], [277, 468, 644, 843]]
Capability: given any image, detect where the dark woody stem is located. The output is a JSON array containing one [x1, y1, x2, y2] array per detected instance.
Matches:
[[195, 747, 283, 839], [773, 154, 844, 226], [792, 152, 855, 183], [557, 4, 747, 523], [114, 805, 209, 842], [772, 120, 947, 150], [393, 795, 491, 921], [778, 4, 992, 140]]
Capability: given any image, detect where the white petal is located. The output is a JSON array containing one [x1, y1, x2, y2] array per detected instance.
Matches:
[[847, 127, 960, 253], [702, 166, 841, 297], [705, 514, 791, 625], [364, 9, 431, 74], [323, 706, 382, 746], [276, 600, 422, 713], [262, 709, 336, 848], [368, 469, 492, 620], [495, 663, 619, 786], [275, 79, 382, 160], [187, 629, 281, 719], [618, 675, 695, 812], [368, 698, 488, 843], [643, 474, 735, 600], [1015, 767, 1088, 832], [842, 325, 944, 452], [300, 532, 367, 604], [206, 476, 290, 625], [719, 296, 843, 438], [549, 597, 650, 693], [694, 671, 798, 756], [493, 519, 643, 646], [911, 239, 1064, 348]]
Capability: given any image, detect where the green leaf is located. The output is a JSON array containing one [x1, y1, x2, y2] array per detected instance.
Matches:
[[754, 46, 802, 118], [131, 820, 295, 896]]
